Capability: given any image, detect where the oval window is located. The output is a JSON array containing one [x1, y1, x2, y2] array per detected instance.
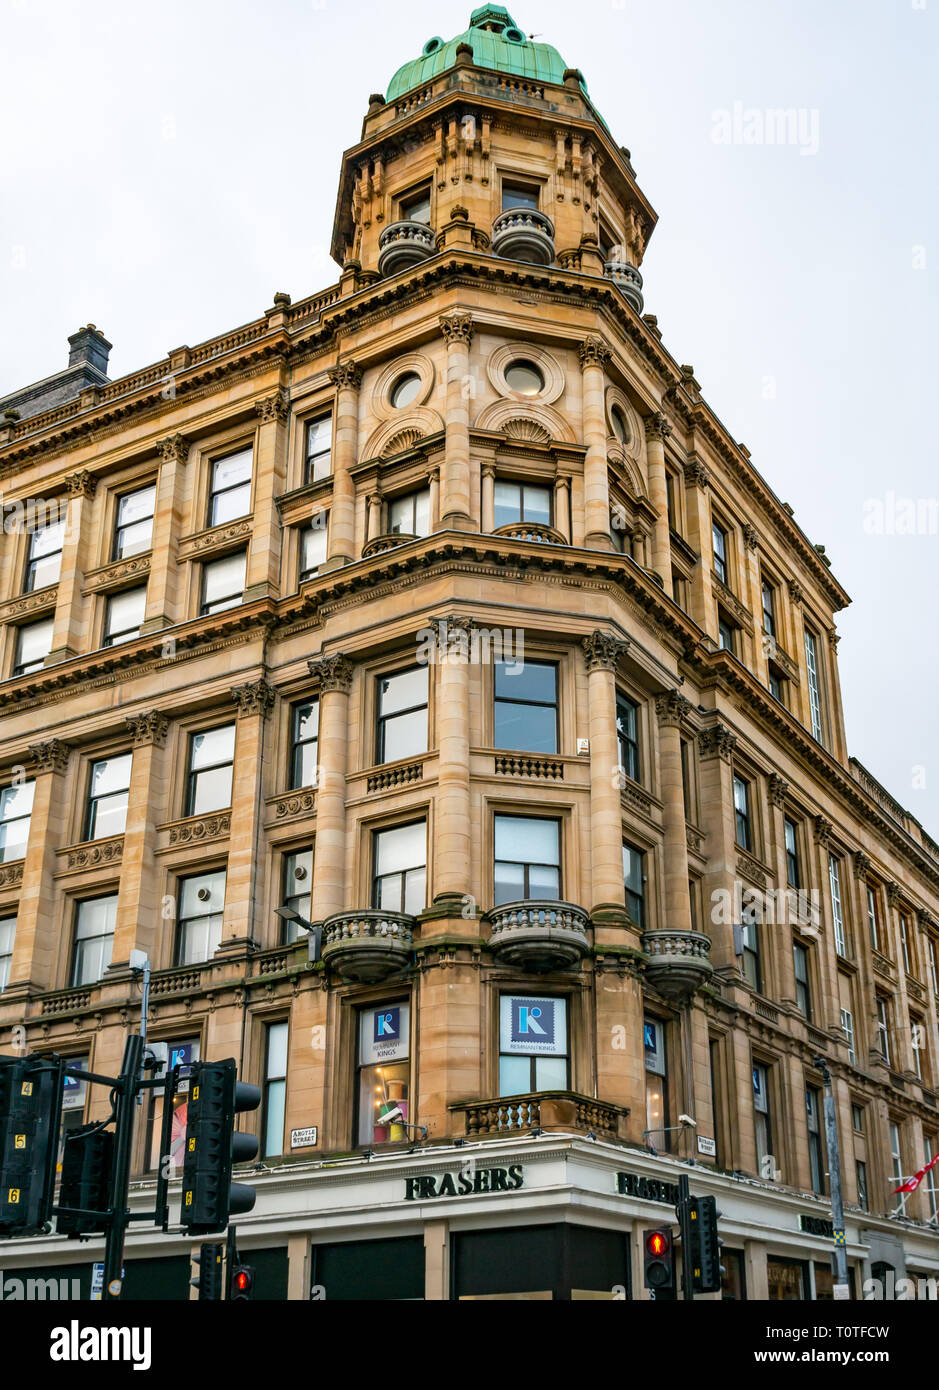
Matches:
[[391, 372, 421, 408], [505, 360, 544, 396], [611, 405, 630, 446]]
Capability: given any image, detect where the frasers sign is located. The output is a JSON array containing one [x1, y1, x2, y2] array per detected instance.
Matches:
[[405, 1165, 524, 1201]]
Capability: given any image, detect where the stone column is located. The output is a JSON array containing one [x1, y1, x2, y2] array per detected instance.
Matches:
[[288, 1233, 312, 1301], [110, 711, 170, 968], [654, 691, 694, 935], [424, 1220, 449, 1300], [432, 617, 472, 910], [886, 882, 916, 1075], [244, 390, 289, 600], [143, 433, 190, 633], [324, 362, 361, 569], [481, 463, 495, 533], [218, 679, 276, 952], [579, 336, 614, 551], [48, 471, 96, 663], [697, 723, 739, 972], [741, 523, 762, 674], [308, 653, 353, 921], [439, 313, 474, 531], [366, 489, 382, 541], [428, 465, 440, 531], [767, 772, 796, 1007], [6, 740, 72, 994], [643, 412, 673, 595], [582, 631, 629, 927], [681, 456, 713, 631], [554, 474, 571, 542]]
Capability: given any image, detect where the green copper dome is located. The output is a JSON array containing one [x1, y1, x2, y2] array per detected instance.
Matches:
[[386, 5, 588, 101]]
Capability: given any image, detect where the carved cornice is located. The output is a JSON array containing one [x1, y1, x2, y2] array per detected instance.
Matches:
[[697, 724, 737, 762], [582, 630, 630, 672], [167, 812, 231, 846], [178, 518, 251, 559], [644, 411, 672, 443], [65, 469, 96, 498], [63, 837, 124, 872], [308, 651, 354, 692], [158, 433, 189, 467], [654, 689, 692, 728], [737, 852, 768, 889], [439, 312, 474, 348], [273, 789, 316, 820], [231, 678, 276, 719], [125, 710, 170, 747], [255, 389, 289, 424], [768, 773, 789, 808], [327, 361, 362, 391], [29, 739, 71, 773], [84, 554, 151, 594], [0, 861, 24, 889], [578, 335, 611, 370]]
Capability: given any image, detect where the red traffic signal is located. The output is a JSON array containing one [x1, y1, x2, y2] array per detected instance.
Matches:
[[642, 1226, 675, 1292], [646, 1230, 668, 1258], [229, 1263, 255, 1301]]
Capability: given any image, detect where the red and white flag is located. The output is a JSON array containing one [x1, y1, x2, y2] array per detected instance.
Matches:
[[894, 1150, 939, 1194]]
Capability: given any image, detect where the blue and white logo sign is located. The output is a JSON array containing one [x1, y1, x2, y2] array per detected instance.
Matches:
[[500, 995, 567, 1056], [360, 1003, 410, 1065]]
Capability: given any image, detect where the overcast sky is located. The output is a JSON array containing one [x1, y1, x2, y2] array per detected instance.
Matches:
[[1, 0, 936, 835]]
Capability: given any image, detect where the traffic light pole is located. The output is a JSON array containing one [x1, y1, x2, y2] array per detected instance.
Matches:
[[102, 1032, 144, 1301], [677, 1173, 694, 1302], [814, 1055, 849, 1297]]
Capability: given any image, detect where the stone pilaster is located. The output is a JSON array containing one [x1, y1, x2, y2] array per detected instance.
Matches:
[[579, 336, 614, 551], [582, 631, 630, 927], [218, 679, 277, 951], [324, 362, 361, 568], [681, 455, 713, 630], [696, 722, 739, 971], [6, 741, 72, 994], [47, 471, 97, 663], [110, 711, 171, 968], [643, 412, 673, 594], [308, 653, 354, 921], [431, 617, 472, 911], [439, 314, 474, 531], [653, 690, 693, 935], [143, 434, 190, 632], [244, 390, 289, 599]]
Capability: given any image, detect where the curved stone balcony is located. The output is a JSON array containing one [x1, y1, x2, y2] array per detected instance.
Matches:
[[362, 531, 417, 558], [486, 899, 590, 973], [493, 521, 566, 545], [604, 259, 644, 314], [377, 220, 436, 277], [491, 207, 555, 266], [321, 909, 415, 983], [641, 929, 712, 1001]]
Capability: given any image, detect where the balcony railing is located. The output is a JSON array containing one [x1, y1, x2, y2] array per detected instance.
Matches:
[[321, 909, 414, 983], [450, 1091, 628, 1140], [377, 220, 436, 277], [362, 531, 417, 558], [604, 259, 644, 314], [490, 207, 555, 266], [486, 899, 590, 972], [493, 521, 567, 545], [642, 928, 713, 1001]]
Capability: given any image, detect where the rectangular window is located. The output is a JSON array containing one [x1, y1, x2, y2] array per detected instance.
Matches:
[[306, 415, 333, 483], [200, 550, 246, 615], [281, 848, 312, 943], [768, 667, 785, 703], [494, 660, 558, 755], [299, 517, 328, 580], [208, 448, 252, 526], [753, 1063, 772, 1173], [113, 484, 156, 559], [876, 996, 891, 1066], [733, 775, 752, 852], [502, 182, 540, 211], [924, 1137, 938, 1220], [761, 579, 776, 639], [622, 841, 645, 928], [72, 894, 117, 985], [498, 994, 569, 1096], [852, 1103, 865, 1132], [400, 186, 431, 224], [177, 869, 226, 965], [104, 587, 147, 646], [0, 781, 34, 863], [84, 753, 132, 840], [804, 627, 824, 742], [867, 886, 880, 953], [290, 701, 319, 789], [680, 738, 693, 819], [376, 666, 429, 764], [389, 488, 431, 538], [784, 818, 800, 888], [186, 724, 235, 816], [841, 1006, 856, 1065], [25, 517, 65, 592], [911, 1015, 924, 1080], [718, 614, 736, 653], [14, 617, 53, 675], [373, 821, 426, 915], [889, 1121, 903, 1187], [644, 1018, 668, 1144], [665, 472, 677, 531], [929, 937, 939, 996], [262, 1021, 289, 1159], [0, 916, 14, 991], [616, 692, 640, 782], [494, 815, 560, 906], [793, 942, 812, 1019], [358, 1002, 410, 1144], [712, 521, 728, 584], [856, 1160, 869, 1212], [829, 855, 847, 957], [806, 1085, 825, 1195], [741, 918, 762, 992], [899, 913, 912, 976], [493, 480, 552, 529]]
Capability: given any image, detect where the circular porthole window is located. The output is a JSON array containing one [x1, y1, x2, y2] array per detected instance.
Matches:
[[505, 360, 544, 396], [611, 405, 630, 446], [422, 36, 443, 55], [505, 27, 525, 42], [391, 372, 422, 408]]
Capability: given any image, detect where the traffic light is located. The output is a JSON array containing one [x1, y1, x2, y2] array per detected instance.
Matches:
[[179, 1059, 260, 1235], [57, 1124, 114, 1236], [191, 1243, 224, 1300], [642, 1226, 675, 1292], [0, 1055, 63, 1236], [694, 1195, 724, 1293], [228, 1261, 255, 1301]]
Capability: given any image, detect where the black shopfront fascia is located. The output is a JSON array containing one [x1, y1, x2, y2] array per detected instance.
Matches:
[[451, 1223, 631, 1300]]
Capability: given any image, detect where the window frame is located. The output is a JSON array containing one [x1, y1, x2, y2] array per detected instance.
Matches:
[[207, 447, 253, 528], [305, 414, 333, 484], [71, 893, 118, 987], [622, 840, 645, 928], [804, 625, 825, 743], [112, 483, 156, 561], [261, 1019, 289, 1159], [493, 478, 553, 528], [185, 723, 236, 817], [25, 517, 65, 593], [733, 774, 752, 852], [497, 992, 570, 1097], [711, 520, 729, 585], [103, 586, 147, 647], [493, 813, 561, 906], [784, 817, 801, 888], [375, 665, 430, 766], [289, 699, 319, 790], [175, 868, 226, 966], [0, 914, 15, 992], [199, 548, 247, 616], [371, 819, 427, 916], [616, 691, 640, 783], [83, 752, 132, 841], [14, 617, 54, 675], [493, 658, 559, 756], [793, 940, 812, 1020]]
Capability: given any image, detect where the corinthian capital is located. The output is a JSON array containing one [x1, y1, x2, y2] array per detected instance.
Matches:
[[158, 433, 189, 467], [439, 312, 474, 347], [654, 689, 692, 728], [254, 389, 289, 424], [578, 335, 611, 370], [231, 678, 277, 719], [644, 411, 672, 443], [308, 651, 354, 692], [327, 361, 362, 391], [124, 710, 170, 747], [65, 469, 97, 498], [581, 630, 630, 672], [29, 739, 71, 773], [697, 723, 737, 762]]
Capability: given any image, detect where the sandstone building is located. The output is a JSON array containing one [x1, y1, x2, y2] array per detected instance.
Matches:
[[0, 7, 937, 1300]]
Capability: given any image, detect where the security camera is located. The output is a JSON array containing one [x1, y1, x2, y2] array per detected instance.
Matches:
[[379, 1106, 404, 1126], [678, 1114, 697, 1127]]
